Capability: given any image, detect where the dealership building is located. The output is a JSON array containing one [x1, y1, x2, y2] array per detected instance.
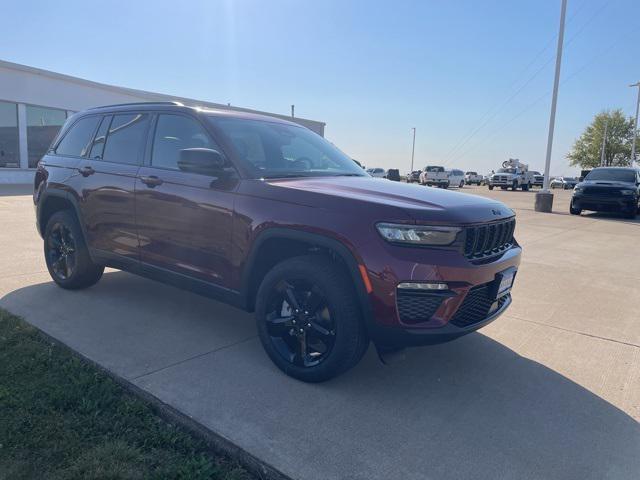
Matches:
[[0, 59, 325, 184]]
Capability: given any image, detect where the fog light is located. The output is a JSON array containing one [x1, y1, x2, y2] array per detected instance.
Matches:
[[397, 282, 449, 291]]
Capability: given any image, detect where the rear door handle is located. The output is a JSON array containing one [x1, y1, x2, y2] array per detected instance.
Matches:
[[78, 166, 95, 177], [140, 175, 163, 187]]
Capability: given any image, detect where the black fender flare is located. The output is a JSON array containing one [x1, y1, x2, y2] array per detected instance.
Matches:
[[240, 228, 373, 329]]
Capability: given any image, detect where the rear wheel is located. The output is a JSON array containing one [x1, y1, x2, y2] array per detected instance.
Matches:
[[488, 185, 494, 190], [44, 210, 104, 289], [459, 181, 464, 188], [255, 256, 368, 382]]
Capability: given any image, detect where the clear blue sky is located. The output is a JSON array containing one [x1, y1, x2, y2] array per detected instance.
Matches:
[[2, 0, 639, 175]]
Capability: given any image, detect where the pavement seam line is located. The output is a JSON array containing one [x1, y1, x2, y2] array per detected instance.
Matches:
[[131, 334, 258, 381], [505, 314, 640, 349]]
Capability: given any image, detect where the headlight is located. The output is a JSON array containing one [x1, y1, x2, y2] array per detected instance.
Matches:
[[376, 223, 461, 246], [620, 190, 636, 196]]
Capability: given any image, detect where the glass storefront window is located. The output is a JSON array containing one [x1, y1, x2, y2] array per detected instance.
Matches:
[[0, 101, 19, 168], [27, 105, 67, 167]]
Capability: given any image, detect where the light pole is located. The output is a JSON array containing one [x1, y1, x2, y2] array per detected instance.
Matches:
[[410, 127, 416, 173], [630, 82, 640, 167], [600, 118, 608, 166], [535, 0, 568, 213]]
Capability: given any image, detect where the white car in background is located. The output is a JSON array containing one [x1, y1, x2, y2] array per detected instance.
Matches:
[[366, 167, 387, 178], [447, 169, 465, 188], [464, 171, 484, 185]]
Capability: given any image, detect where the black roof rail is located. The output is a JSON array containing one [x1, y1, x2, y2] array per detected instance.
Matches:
[[87, 101, 184, 110]]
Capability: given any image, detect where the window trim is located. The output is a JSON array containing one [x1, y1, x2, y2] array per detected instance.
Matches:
[[51, 114, 102, 159]]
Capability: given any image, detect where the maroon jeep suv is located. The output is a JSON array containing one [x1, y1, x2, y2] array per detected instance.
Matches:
[[34, 102, 521, 382]]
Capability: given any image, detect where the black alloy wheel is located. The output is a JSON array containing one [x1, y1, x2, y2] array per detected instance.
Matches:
[[264, 279, 336, 368], [256, 256, 368, 382], [47, 223, 77, 281], [43, 210, 104, 289]]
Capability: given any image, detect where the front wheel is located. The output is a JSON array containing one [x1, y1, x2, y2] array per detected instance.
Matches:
[[255, 256, 368, 382], [459, 181, 464, 188], [44, 210, 104, 289], [488, 185, 494, 190], [569, 201, 582, 215]]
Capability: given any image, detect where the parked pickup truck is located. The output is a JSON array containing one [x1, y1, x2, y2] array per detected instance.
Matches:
[[419, 165, 449, 188], [465, 171, 483, 185], [488, 159, 534, 191]]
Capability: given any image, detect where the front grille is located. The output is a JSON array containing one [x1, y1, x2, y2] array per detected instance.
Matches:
[[397, 291, 443, 324], [583, 186, 620, 196], [451, 283, 509, 328], [494, 175, 508, 182], [463, 218, 515, 261]]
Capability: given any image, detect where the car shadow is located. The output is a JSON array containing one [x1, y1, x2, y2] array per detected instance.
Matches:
[[2, 271, 639, 479]]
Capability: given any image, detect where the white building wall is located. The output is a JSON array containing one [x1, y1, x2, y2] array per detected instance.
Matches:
[[0, 60, 325, 184]]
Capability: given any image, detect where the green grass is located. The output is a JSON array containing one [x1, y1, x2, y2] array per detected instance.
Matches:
[[0, 309, 251, 480]]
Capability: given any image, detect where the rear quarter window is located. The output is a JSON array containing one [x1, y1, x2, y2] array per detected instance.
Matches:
[[54, 116, 101, 157]]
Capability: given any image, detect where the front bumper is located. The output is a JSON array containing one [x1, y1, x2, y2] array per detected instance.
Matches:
[[360, 239, 521, 348], [572, 194, 637, 212]]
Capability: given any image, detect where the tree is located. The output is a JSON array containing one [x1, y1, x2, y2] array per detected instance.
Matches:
[[566, 109, 635, 169]]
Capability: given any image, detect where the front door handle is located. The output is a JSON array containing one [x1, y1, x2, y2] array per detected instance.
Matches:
[[78, 166, 95, 177], [140, 175, 163, 187]]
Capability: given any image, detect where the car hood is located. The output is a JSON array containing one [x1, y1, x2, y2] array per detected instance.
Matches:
[[260, 176, 514, 224]]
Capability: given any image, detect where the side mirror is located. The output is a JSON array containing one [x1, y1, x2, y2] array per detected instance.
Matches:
[[178, 148, 225, 175]]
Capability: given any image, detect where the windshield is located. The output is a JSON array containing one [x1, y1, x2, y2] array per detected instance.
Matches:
[[208, 116, 366, 179], [498, 168, 516, 174], [584, 168, 636, 183]]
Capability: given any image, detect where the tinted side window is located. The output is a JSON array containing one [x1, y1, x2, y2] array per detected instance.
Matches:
[[102, 113, 149, 165], [151, 114, 220, 171], [55, 116, 101, 157], [89, 116, 111, 160]]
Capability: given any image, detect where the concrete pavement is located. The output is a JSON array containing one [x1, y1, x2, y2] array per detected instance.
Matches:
[[1, 185, 639, 479]]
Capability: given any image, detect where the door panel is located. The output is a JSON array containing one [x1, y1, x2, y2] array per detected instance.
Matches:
[[75, 113, 148, 260], [135, 113, 237, 288]]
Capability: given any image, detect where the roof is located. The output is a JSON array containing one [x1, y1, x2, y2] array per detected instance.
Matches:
[[0, 59, 325, 128], [84, 101, 300, 126]]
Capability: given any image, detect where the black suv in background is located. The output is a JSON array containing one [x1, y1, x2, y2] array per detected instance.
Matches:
[[570, 167, 640, 219]]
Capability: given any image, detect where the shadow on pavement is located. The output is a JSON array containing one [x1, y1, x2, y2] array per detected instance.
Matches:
[[2, 271, 639, 479]]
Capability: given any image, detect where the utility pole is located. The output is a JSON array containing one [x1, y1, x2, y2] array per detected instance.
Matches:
[[535, 0, 568, 213], [600, 119, 608, 166], [410, 127, 416, 172], [291, 105, 295, 118], [630, 82, 640, 167]]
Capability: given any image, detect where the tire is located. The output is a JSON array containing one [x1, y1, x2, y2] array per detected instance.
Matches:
[[512, 181, 518, 191], [501, 186, 507, 190], [44, 210, 104, 290], [522, 182, 530, 191], [255, 255, 368, 382], [488, 185, 494, 190], [459, 181, 464, 188], [569, 202, 582, 215], [443, 182, 450, 189], [624, 206, 637, 219]]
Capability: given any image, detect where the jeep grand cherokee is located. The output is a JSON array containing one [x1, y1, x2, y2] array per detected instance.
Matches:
[[34, 102, 521, 382]]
